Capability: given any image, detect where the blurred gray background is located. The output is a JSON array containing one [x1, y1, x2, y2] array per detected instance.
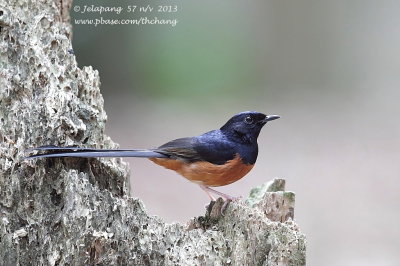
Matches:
[[72, 0, 400, 265]]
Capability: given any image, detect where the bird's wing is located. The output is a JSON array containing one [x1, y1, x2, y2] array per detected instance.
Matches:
[[155, 132, 237, 165], [153, 137, 203, 162]]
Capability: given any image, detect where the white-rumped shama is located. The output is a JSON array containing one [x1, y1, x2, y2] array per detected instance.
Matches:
[[27, 111, 279, 201]]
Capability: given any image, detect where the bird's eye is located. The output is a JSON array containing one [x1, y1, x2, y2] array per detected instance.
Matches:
[[244, 116, 253, 124]]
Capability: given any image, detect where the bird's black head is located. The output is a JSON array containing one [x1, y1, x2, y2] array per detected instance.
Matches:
[[220, 111, 280, 144]]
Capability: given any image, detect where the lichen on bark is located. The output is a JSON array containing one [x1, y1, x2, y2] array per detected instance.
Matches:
[[0, 0, 306, 265]]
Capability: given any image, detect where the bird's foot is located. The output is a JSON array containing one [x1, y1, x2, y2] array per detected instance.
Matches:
[[220, 196, 242, 214], [200, 185, 241, 215]]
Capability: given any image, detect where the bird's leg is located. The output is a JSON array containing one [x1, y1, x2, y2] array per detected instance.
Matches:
[[199, 185, 235, 201], [199, 185, 238, 214], [199, 185, 217, 201]]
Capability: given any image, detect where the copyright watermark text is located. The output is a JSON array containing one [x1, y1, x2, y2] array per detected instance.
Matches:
[[72, 4, 179, 27]]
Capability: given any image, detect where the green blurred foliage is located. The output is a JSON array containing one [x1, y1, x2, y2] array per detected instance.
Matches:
[[72, 0, 261, 101]]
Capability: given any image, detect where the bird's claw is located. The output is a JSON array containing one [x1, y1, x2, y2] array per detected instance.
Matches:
[[220, 199, 231, 215], [205, 196, 242, 217]]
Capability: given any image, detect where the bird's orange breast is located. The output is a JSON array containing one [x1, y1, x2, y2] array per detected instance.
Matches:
[[149, 154, 253, 187]]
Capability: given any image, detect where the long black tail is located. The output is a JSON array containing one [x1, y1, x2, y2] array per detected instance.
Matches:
[[25, 145, 168, 159]]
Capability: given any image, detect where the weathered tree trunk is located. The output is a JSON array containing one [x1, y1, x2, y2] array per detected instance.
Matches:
[[0, 0, 306, 264]]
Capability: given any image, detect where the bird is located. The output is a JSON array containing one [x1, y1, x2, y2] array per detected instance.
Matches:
[[26, 111, 280, 202]]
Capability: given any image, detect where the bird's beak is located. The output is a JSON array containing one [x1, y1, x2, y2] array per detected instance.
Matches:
[[263, 115, 280, 123]]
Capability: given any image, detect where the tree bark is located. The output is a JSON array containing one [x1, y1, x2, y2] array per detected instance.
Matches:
[[0, 0, 306, 265]]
